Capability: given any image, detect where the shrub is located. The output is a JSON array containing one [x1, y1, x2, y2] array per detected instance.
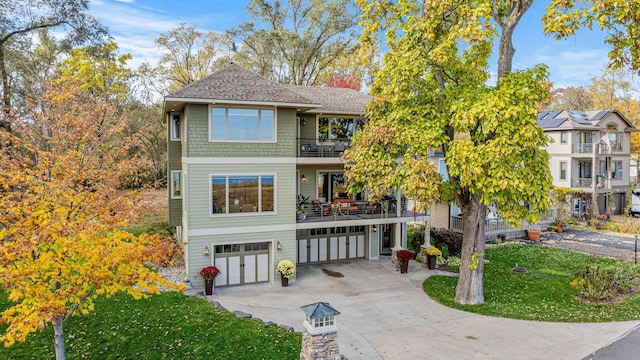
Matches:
[[603, 221, 620, 232], [430, 228, 463, 257], [408, 224, 425, 252], [570, 265, 624, 302]]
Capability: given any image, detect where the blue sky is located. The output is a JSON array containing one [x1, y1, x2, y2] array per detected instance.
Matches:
[[91, 0, 611, 88]]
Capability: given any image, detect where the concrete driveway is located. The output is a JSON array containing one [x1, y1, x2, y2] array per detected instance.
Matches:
[[208, 258, 638, 359]]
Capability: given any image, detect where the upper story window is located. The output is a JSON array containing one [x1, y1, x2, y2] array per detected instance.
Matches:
[[318, 117, 365, 142], [560, 131, 568, 143], [171, 113, 181, 140], [612, 161, 623, 179], [560, 161, 567, 180], [210, 107, 275, 142], [438, 159, 449, 181], [211, 175, 275, 216]]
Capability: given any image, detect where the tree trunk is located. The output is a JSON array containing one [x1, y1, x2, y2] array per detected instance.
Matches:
[[0, 43, 11, 128], [455, 196, 486, 305], [53, 317, 66, 360], [495, 0, 534, 80]]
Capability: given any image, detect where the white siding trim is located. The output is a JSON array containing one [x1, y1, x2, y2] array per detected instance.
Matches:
[[183, 157, 296, 164], [189, 223, 296, 236]]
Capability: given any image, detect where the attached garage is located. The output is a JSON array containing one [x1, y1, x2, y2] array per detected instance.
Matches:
[[297, 226, 366, 264], [214, 242, 270, 287]]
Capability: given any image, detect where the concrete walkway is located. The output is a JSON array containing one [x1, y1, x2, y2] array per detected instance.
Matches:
[[207, 258, 638, 360]]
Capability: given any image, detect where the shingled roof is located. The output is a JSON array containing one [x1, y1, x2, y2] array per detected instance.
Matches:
[[165, 64, 371, 115], [166, 63, 318, 107], [283, 85, 371, 114]]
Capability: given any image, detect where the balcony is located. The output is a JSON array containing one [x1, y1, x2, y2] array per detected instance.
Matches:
[[297, 138, 350, 158], [572, 143, 592, 154], [572, 176, 611, 190], [297, 199, 427, 224]]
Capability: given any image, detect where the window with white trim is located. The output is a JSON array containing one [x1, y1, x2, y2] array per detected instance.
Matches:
[[612, 161, 623, 179], [171, 171, 182, 199], [211, 175, 275, 215], [560, 131, 567, 144], [210, 107, 275, 141], [170, 113, 181, 140], [560, 161, 567, 180]]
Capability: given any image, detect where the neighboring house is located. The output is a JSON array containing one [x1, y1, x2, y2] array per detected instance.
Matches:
[[539, 110, 636, 216], [429, 109, 636, 239], [164, 64, 428, 289]]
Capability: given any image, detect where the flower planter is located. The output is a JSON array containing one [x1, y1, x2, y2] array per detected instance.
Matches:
[[399, 260, 409, 274], [527, 229, 541, 241], [281, 275, 289, 287], [427, 255, 437, 270], [204, 279, 214, 295]]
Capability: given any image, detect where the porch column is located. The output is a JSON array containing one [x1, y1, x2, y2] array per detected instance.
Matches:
[[394, 190, 403, 248]]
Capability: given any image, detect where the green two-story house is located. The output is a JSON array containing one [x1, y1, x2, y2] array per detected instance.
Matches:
[[164, 64, 428, 289]]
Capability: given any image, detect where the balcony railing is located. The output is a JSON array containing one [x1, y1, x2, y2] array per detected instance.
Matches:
[[572, 177, 611, 189], [297, 199, 427, 223], [573, 143, 593, 154], [450, 210, 555, 242], [297, 138, 351, 158], [572, 177, 592, 188]]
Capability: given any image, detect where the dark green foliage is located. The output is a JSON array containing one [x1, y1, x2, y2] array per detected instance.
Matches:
[[430, 228, 463, 257], [571, 265, 639, 302], [407, 224, 425, 252]]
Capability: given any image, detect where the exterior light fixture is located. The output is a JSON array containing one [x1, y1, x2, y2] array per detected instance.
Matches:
[[277, 241, 282, 251], [203, 245, 209, 256], [301, 175, 307, 182]]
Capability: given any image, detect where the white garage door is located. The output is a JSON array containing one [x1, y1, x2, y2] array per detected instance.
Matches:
[[214, 242, 270, 287], [298, 226, 365, 264]]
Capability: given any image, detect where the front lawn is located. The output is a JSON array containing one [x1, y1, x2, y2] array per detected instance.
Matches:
[[0, 291, 301, 359], [424, 245, 640, 322]]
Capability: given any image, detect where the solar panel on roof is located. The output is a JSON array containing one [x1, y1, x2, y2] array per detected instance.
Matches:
[[591, 110, 608, 121], [550, 118, 566, 127], [568, 110, 591, 125]]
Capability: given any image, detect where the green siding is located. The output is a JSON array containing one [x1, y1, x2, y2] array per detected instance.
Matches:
[[187, 230, 296, 288], [167, 115, 183, 228], [186, 163, 296, 229], [299, 114, 316, 139], [184, 104, 296, 158]]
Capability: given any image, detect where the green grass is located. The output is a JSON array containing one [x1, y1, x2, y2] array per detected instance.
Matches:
[[425, 244, 640, 322], [0, 291, 301, 359]]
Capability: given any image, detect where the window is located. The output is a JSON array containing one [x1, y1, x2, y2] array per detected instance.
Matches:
[[578, 161, 591, 179], [560, 131, 568, 143], [318, 117, 365, 142], [171, 113, 181, 140], [560, 161, 567, 180], [171, 171, 182, 199], [608, 132, 623, 151], [438, 159, 449, 180], [210, 107, 275, 141], [612, 161, 623, 179], [211, 175, 275, 215]]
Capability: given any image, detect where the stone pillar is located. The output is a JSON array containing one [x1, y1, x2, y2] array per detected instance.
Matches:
[[300, 302, 341, 360]]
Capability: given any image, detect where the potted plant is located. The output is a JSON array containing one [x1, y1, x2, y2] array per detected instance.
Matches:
[[199, 265, 220, 295], [424, 247, 442, 270], [527, 225, 541, 241], [296, 194, 309, 221], [276, 259, 295, 286], [396, 249, 414, 273]]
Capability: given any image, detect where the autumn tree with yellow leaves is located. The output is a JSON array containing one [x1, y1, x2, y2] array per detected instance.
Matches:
[[347, 0, 640, 305], [0, 43, 182, 360]]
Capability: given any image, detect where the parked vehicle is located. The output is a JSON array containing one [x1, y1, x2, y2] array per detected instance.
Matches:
[[630, 189, 640, 217]]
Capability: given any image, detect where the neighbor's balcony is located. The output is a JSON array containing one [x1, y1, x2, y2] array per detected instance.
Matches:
[[572, 176, 611, 190], [572, 143, 593, 154], [297, 138, 351, 158]]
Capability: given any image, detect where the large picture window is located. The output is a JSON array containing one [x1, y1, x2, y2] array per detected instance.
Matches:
[[211, 175, 275, 215], [210, 107, 275, 141], [318, 117, 365, 142]]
